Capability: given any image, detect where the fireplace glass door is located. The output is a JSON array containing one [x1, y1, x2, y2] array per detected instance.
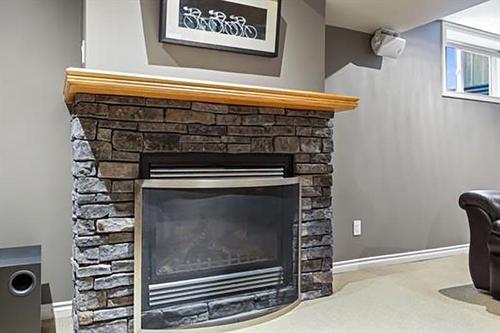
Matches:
[[136, 178, 300, 328], [147, 187, 285, 280]]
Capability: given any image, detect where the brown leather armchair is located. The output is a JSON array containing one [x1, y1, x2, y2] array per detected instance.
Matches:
[[459, 190, 500, 300]]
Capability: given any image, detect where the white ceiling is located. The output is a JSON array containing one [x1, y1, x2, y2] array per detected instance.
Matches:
[[445, 0, 500, 35], [326, 0, 489, 33]]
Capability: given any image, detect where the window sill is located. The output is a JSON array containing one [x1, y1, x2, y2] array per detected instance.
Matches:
[[442, 91, 500, 105]]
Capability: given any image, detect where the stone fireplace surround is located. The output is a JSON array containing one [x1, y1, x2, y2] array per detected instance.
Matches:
[[65, 69, 358, 332]]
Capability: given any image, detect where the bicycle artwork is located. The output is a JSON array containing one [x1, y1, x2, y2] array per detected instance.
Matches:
[[161, 0, 281, 57], [181, 7, 259, 39]]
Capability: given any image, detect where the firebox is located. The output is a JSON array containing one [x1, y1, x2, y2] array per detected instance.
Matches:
[[134, 154, 301, 331]]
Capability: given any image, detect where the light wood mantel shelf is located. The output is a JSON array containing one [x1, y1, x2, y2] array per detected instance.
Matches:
[[63, 68, 359, 112]]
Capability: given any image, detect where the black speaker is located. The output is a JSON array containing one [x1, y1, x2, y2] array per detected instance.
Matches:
[[0, 245, 41, 333]]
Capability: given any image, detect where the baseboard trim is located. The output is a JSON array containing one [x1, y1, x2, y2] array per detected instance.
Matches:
[[333, 244, 469, 274], [41, 300, 72, 321]]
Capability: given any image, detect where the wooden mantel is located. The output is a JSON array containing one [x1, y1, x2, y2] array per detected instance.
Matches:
[[63, 68, 359, 112]]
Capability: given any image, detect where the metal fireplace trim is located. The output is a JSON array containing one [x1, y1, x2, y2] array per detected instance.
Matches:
[[134, 177, 302, 332]]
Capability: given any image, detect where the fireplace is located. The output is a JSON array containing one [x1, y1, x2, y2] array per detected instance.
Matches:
[[135, 154, 300, 329], [65, 68, 358, 332]]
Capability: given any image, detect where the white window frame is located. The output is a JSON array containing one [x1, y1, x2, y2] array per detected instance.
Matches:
[[442, 21, 500, 104]]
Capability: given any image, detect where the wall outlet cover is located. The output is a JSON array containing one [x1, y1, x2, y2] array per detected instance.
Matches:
[[353, 220, 362, 236]]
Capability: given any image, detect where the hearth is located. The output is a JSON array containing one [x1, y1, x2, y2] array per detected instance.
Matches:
[[135, 154, 300, 329]]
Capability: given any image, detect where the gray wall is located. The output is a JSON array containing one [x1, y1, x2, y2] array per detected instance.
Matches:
[[326, 22, 500, 262], [0, 0, 81, 301], [84, 0, 325, 92]]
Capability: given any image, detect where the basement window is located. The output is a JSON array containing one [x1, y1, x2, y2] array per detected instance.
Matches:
[[442, 22, 500, 103]]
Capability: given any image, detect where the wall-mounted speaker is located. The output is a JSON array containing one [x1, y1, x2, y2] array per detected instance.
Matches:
[[0, 245, 41, 333]]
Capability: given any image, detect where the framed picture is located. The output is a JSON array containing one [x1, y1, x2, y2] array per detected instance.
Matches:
[[160, 0, 281, 57]]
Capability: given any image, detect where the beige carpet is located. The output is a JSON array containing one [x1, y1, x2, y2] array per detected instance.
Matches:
[[45, 254, 500, 332], [237, 255, 500, 333]]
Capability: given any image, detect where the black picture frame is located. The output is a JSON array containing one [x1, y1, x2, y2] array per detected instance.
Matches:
[[160, 0, 281, 57]]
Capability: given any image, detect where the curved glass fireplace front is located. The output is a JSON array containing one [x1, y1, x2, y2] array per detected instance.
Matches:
[[135, 178, 300, 331]]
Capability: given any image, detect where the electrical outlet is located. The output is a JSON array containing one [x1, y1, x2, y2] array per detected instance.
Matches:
[[353, 220, 362, 237]]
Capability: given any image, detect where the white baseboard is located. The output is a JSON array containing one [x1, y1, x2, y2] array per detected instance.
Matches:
[[333, 244, 469, 274], [41, 300, 72, 321]]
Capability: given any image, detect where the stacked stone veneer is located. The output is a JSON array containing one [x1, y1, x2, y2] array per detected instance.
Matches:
[[70, 93, 334, 332]]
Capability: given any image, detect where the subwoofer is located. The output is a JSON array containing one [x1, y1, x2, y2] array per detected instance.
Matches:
[[0, 245, 41, 333]]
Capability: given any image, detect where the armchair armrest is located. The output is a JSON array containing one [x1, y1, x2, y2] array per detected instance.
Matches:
[[459, 190, 500, 221]]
